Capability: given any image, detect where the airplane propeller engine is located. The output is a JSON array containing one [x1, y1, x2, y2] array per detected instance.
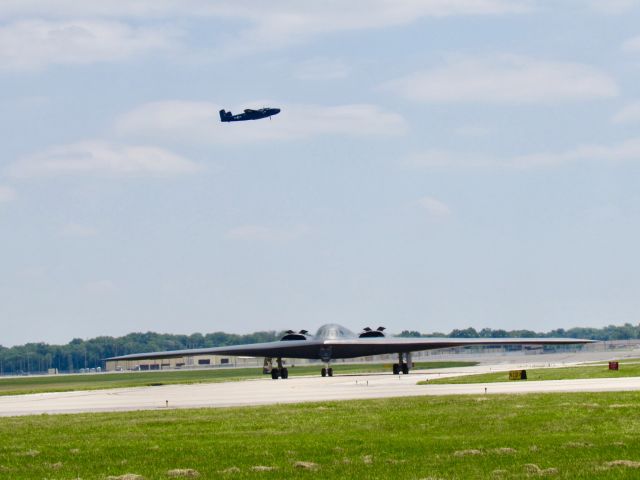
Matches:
[[358, 326, 386, 338]]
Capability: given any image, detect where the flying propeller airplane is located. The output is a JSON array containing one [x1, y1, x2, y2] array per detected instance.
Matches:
[[219, 107, 281, 122], [107, 324, 594, 379]]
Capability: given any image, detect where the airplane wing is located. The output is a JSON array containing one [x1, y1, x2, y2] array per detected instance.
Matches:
[[321, 337, 592, 358], [243, 109, 257, 114], [106, 339, 326, 361], [106, 336, 592, 362]]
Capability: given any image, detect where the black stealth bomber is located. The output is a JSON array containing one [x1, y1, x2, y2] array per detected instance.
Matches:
[[107, 323, 594, 379], [219, 107, 281, 122]]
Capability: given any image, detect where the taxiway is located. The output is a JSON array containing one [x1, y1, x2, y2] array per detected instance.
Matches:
[[1, 362, 639, 417]]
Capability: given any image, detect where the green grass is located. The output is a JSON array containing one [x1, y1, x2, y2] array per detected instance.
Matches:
[[1, 392, 640, 479], [425, 361, 640, 385], [0, 361, 476, 396]]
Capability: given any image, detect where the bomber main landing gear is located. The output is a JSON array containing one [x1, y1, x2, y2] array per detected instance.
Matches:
[[269, 357, 289, 379], [393, 352, 410, 375], [321, 364, 333, 377]]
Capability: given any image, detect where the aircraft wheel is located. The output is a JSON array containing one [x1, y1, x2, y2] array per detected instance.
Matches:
[[321, 368, 327, 377], [328, 368, 333, 377], [281, 368, 289, 379], [271, 368, 280, 380], [392, 363, 399, 375], [401, 364, 409, 375]]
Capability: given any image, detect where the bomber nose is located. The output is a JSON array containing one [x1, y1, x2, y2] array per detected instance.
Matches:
[[273, 108, 281, 114]]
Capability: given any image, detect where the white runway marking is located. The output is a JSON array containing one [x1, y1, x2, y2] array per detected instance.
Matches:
[[1, 363, 640, 417]]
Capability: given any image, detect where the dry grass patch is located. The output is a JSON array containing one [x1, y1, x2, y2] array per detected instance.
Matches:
[[47, 462, 63, 470], [604, 460, 640, 469], [362, 455, 373, 464], [523, 464, 558, 476], [167, 468, 200, 477], [293, 461, 319, 470], [219, 466, 240, 474], [106, 475, 144, 480], [453, 449, 482, 457], [15, 449, 39, 457], [563, 441, 593, 448], [250, 465, 276, 471], [493, 447, 516, 455]]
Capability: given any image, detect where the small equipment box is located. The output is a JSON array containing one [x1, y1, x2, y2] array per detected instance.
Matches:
[[609, 361, 619, 371], [509, 370, 527, 380]]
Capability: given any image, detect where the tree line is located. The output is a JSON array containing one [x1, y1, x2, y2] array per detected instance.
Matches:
[[1, 323, 639, 375], [397, 322, 640, 340], [0, 331, 278, 375]]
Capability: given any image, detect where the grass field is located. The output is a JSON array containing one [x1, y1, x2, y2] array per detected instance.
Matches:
[[425, 362, 640, 385], [1, 392, 639, 479], [0, 361, 476, 396]]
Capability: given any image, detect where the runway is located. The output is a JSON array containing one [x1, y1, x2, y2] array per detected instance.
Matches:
[[1, 363, 640, 417]]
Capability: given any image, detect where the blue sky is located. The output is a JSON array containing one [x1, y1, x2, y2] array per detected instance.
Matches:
[[2, 1, 640, 345]]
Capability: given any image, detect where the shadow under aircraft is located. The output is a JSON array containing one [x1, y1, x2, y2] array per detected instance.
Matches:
[[219, 107, 280, 122], [107, 324, 594, 379]]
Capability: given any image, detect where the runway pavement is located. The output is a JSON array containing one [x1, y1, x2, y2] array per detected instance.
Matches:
[[1, 363, 640, 417]]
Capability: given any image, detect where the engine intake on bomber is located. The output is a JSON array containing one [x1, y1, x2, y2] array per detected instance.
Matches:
[[359, 326, 386, 338], [280, 329, 310, 341]]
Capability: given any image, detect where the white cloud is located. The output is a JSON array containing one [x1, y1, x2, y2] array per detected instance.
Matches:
[[612, 102, 640, 124], [59, 223, 98, 237], [622, 35, 640, 53], [418, 196, 452, 217], [221, 1, 530, 56], [0, 0, 198, 18], [0, 20, 177, 71], [513, 138, 640, 168], [0, 0, 530, 19], [407, 150, 499, 168], [381, 55, 618, 104], [589, 0, 639, 14], [0, 185, 16, 202], [8, 141, 200, 178], [455, 125, 494, 137], [0, 1, 529, 56], [408, 138, 640, 170], [226, 224, 310, 242], [115, 101, 407, 144], [294, 57, 351, 80], [18, 266, 47, 281], [85, 279, 115, 294]]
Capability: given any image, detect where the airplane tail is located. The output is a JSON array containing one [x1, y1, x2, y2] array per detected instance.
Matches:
[[219, 109, 232, 122]]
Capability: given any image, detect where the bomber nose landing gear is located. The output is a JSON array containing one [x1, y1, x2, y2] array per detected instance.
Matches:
[[393, 353, 411, 375]]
